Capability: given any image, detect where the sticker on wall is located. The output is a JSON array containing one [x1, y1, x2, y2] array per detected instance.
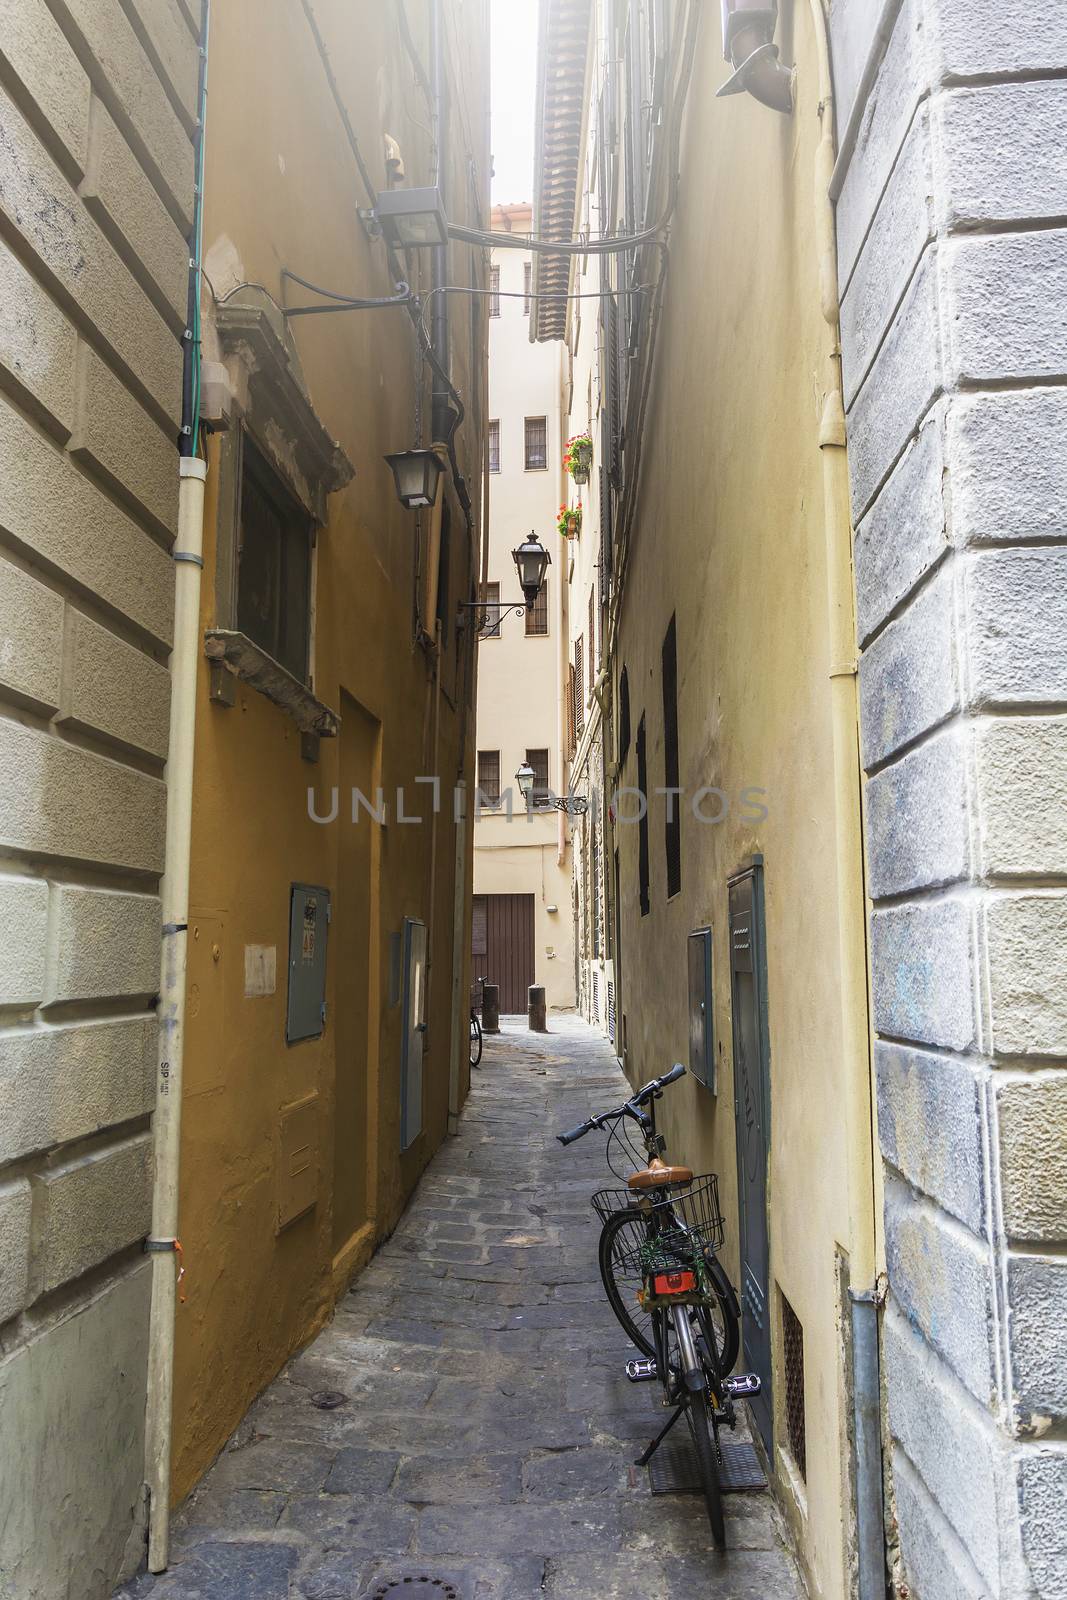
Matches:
[[302, 898, 317, 963], [244, 944, 277, 997]]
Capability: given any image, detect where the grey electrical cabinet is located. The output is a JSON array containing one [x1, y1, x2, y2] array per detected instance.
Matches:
[[286, 883, 330, 1044]]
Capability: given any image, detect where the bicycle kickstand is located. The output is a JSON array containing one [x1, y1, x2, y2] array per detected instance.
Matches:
[[634, 1401, 686, 1468]]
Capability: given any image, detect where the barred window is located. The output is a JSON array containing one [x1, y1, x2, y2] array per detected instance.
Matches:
[[237, 437, 313, 684], [488, 419, 500, 473], [524, 416, 548, 471], [525, 580, 548, 636], [526, 747, 551, 807], [481, 581, 501, 638], [488, 265, 500, 317], [477, 750, 501, 806]]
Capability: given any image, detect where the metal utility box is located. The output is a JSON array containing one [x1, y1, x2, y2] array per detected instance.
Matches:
[[286, 883, 330, 1044], [687, 926, 714, 1092]]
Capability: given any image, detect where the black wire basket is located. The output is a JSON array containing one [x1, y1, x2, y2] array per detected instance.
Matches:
[[590, 1172, 725, 1259]]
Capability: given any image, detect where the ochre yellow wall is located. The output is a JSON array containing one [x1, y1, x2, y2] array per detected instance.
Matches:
[[610, 6, 874, 1595], [173, 0, 488, 1498]]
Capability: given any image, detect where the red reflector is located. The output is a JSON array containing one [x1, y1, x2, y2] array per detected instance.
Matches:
[[652, 1270, 697, 1296]]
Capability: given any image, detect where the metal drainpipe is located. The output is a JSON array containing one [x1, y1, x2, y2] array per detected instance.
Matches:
[[430, 0, 450, 443], [145, 0, 209, 1569], [804, 2, 886, 1595]]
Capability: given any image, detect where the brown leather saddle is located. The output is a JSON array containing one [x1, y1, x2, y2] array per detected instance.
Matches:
[[627, 1155, 693, 1191]]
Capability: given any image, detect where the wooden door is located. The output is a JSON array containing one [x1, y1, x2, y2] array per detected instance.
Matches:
[[471, 893, 535, 1013]]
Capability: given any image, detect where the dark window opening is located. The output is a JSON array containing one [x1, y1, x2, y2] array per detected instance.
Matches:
[[636, 713, 649, 916], [237, 436, 313, 684], [488, 419, 500, 472], [618, 665, 631, 763], [525, 580, 548, 636], [477, 750, 501, 806], [662, 612, 680, 898], [524, 416, 548, 471]]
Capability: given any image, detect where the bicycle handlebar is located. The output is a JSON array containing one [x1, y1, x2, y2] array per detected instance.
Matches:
[[556, 1062, 687, 1145]]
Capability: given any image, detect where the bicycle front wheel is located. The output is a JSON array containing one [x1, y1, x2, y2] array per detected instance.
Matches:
[[469, 1013, 483, 1068]]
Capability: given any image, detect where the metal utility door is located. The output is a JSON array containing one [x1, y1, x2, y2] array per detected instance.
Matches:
[[471, 894, 535, 1013], [729, 866, 772, 1448], [287, 884, 330, 1044], [400, 917, 427, 1150]]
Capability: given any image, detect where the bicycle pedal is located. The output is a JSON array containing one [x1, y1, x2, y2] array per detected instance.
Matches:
[[724, 1372, 762, 1397], [625, 1358, 658, 1383]]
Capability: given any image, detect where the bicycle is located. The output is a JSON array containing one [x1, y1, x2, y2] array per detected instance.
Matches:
[[558, 1062, 759, 1550]]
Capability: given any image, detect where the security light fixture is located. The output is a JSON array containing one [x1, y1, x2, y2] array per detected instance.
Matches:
[[374, 186, 449, 248], [511, 533, 551, 609], [515, 762, 535, 799], [385, 448, 444, 510]]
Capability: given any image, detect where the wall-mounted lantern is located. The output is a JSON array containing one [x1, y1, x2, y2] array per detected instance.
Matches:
[[717, 0, 794, 113], [512, 533, 551, 609], [515, 762, 535, 800], [385, 448, 445, 510]]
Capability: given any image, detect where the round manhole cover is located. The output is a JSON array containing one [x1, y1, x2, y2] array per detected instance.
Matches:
[[309, 1389, 348, 1410], [367, 1582, 460, 1599]]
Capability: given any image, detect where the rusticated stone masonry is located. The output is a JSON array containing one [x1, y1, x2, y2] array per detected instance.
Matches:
[[0, 0, 198, 1594], [830, 0, 1067, 1595]]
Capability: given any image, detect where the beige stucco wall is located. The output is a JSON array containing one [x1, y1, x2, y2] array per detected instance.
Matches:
[[473, 218, 575, 1011], [564, 5, 879, 1595]]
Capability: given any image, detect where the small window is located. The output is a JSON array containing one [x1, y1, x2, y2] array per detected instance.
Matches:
[[477, 750, 501, 806], [781, 1291, 807, 1480], [523, 260, 532, 314], [636, 714, 649, 916], [662, 613, 681, 898], [480, 581, 501, 638], [618, 665, 631, 763], [574, 634, 585, 739], [488, 419, 500, 473], [525, 580, 548, 636], [488, 265, 500, 317], [526, 747, 551, 807], [237, 437, 312, 683], [524, 416, 548, 471]]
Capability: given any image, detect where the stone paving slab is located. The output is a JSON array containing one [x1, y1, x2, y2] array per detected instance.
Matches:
[[116, 1015, 804, 1599]]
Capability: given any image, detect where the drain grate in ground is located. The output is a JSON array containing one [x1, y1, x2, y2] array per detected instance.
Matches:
[[647, 1437, 767, 1495], [361, 1580, 463, 1599]]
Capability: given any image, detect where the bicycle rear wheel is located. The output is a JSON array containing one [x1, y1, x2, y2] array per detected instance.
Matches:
[[598, 1210, 740, 1372], [687, 1385, 726, 1549]]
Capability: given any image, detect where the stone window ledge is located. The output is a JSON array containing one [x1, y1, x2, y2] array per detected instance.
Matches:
[[204, 629, 339, 737]]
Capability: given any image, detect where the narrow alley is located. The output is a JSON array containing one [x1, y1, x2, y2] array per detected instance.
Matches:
[[117, 1020, 803, 1600]]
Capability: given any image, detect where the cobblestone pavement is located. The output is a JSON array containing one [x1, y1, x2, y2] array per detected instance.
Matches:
[[119, 1016, 804, 1599]]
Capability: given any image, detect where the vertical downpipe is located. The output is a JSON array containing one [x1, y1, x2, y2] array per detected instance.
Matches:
[[145, 0, 209, 1570]]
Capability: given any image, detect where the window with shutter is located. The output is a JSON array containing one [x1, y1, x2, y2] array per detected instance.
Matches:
[[574, 635, 585, 739], [523, 261, 532, 314], [488, 419, 500, 473]]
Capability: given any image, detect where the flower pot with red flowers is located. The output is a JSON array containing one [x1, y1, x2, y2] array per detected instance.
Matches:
[[556, 504, 582, 540], [563, 433, 593, 485]]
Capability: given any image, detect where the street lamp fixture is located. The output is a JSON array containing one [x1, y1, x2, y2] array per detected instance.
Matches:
[[511, 533, 551, 608], [458, 533, 551, 633], [514, 762, 588, 815], [374, 186, 450, 248], [385, 448, 444, 510]]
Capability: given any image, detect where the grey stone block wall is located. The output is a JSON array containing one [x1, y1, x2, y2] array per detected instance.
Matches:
[[830, 1, 1067, 1595], [0, 0, 196, 1592]]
